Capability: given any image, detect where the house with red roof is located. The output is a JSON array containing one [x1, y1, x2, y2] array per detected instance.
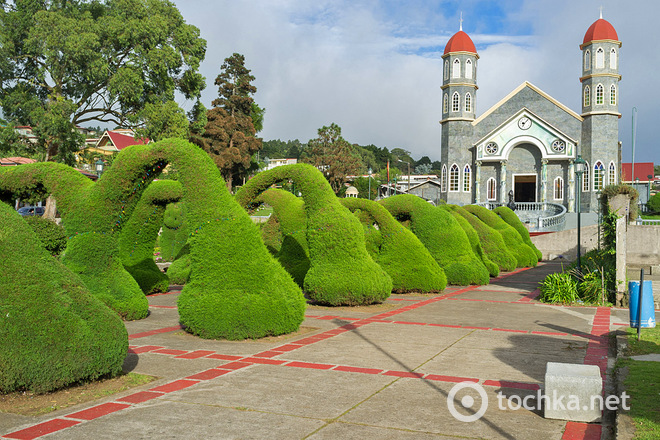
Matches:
[[621, 162, 654, 183], [94, 129, 150, 154]]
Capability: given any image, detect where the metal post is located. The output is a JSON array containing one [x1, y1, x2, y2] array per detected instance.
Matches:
[[632, 107, 637, 186], [577, 172, 582, 274], [638, 269, 644, 341]]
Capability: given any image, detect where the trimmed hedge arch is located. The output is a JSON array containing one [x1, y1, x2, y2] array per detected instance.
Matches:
[[379, 195, 490, 285], [235, 163, 392, 305], [341, 197, 447, 293], [494, 206, 542, 261], [449, 205, 517, 272], [464, 205, 538, 268], [119, 180, 183, 294], [0, 202, 128, 393], [160, 201, 188, 262]]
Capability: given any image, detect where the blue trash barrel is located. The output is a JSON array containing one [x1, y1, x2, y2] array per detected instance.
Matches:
[[628, 280, 657, 328]]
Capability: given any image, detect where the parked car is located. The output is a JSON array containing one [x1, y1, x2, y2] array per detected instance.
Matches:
[[17, 206, 45, 216]]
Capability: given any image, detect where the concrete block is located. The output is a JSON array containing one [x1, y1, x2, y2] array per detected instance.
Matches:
[[544, 362, 602, 422]]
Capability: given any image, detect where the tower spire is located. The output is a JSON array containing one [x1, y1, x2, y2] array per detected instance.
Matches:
[[599, 6, 603, 19], [460, 12, 463, 31]]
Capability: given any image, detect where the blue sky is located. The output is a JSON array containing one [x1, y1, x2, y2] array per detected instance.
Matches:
[[172, 0, 658, 166]]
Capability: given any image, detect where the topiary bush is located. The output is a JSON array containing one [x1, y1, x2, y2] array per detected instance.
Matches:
[[119, 180, 183, 294], [442, 205, 499, 277], [494, 206, 542, 261], [235, 163, 392, 305], [379, 195, 490, 285], [23, 216, 67, 256], [342, 197, 447, 293], [167, 249, 191, 285], [463, 205, 537, 268], [160, 202, 188, 261], [0, 202, 128, 393], [260, 215, 283, 254], [450, 205, 517, 272]]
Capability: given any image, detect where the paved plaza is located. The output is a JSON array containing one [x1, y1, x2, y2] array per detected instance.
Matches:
[[2, 261, 628, 440]]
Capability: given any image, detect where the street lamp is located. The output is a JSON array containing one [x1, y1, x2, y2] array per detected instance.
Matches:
[[368, 168, 372, 200], [574, 155, 586, 274], [95, 158, 105, 177]]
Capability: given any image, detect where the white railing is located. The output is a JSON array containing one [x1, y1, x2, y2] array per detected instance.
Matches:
[[538, 203, 567, 230], [476, 201, 503, 210], [636, 217, 660, 226], [477, 201, 566, 231]]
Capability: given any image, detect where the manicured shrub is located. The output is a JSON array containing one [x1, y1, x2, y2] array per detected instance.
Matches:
[[342, 197, 447, 293], [23, 216, 67, 256], [167, 251, 191, 285], [119, 180, 182, 294], [494, 206, 542, 261], [464, 205, 538, 268], [0, 202, 128, 393], [253, 189, 310, 288], [379, 195, 490, 285], [260, 215, 283, 254], [449, 205, 518, 272], [160, 202, 188, 261], [539, 272, 579, 304], [442, 205, 499, 277], [236, 163, 392, 305]]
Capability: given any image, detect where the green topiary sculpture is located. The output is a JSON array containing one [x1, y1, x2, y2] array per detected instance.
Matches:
[[494, 206, 542, 261], [236, 163, 392, 305], [119, 180, 183, 294], [0, 202, 128, 393], [160, 201, 188, 262], [464, 205, 538, 268], [24, 216, 67, 256], [341, 197, 447, 293], [379, 195, 490, 285]]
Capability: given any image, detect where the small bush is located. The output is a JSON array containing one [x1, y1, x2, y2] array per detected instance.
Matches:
[[493, 206, 542, 261], [23, 216, 67, 256], [443, 205, 498, 277], [648, 192, 660, 213], [539, 272, 579, 304]]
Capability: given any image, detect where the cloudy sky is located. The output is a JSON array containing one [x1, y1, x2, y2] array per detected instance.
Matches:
[[171, 0, 657, 165]]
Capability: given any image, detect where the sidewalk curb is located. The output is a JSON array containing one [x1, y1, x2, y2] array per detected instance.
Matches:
[[613, 332, 636, 440]]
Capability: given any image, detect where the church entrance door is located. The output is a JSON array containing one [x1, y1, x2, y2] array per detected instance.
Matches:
[[513, 175, 536, 203]]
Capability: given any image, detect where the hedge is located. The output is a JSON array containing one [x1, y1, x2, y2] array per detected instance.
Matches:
[[379, 195, 490, 285], [260, 215, 283, 254], [160, 201, 189, 262], [449, 205, 518, 272], [0, 202, 127, 393], [119, 180, 183, 294], [464, 205, 538, 268], [493, 206, 542, 261], [441, 205, 499, 277], [235, 163, 392, 305], [24, 216, 67, 256], [167, 249, 191, 285], [253, 189, 310, 288], [341, 197, 447, 293]]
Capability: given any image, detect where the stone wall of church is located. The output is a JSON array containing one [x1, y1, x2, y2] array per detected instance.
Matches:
[[441, 120, 474, 205]]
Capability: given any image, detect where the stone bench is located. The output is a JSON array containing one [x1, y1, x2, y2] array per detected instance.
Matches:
[[544, 362, 602, 422]]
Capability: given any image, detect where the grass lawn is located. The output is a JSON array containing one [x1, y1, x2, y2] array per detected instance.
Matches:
[[620, 326, 660, 440], [640, 213, 660, 220]]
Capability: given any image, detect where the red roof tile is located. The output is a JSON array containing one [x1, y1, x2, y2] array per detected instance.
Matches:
[[106, 131, 149, 150], [621, 162, 654, 182], [583, 18, 619, 44], [444, 30, 477, 55]]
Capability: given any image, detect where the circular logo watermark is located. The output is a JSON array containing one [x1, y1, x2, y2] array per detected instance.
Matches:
[[447, 382, 489, 422]]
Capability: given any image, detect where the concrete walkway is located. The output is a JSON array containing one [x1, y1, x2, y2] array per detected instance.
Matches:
[[2, 262, 623, 440]]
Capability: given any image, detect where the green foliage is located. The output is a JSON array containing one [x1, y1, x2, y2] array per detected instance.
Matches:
[[450, 205, 517, 272], [167, 252, 191, 285], [379, 195, 490, 285], [23, 216, 67, 256], [342, 198, 446, 293], [352, 176, 377, 200], [443, 205, 499, 277], [600, 184, 639, 219], [0, 203, 127, 393], [160, 202, 188, 262], [119, 180, 183, 294], [136, 101, 190, 142], [648, 192, 660, 213], [464, 205, 538, 268], [539, 272, 579, 304], [493, 206, 542, 261], [236, 163, 392, 305], [620, 359, 660, 440]]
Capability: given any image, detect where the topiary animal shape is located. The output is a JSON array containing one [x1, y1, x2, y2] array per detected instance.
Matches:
[[379, 195, 490, 285], [463, 205, 538, 268], [235, 163, 392, 306], [341, 197, 447, 293], [494, 206, 542, 261], [0, 202, 128, 393], [161, 201, 188, 262], [119, 180, 183, 294]]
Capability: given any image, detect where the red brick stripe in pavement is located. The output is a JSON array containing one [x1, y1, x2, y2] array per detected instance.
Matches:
[[2, 419, 80, 440], [66, 402, 131, 420], [518, 289, 541, 302], [128, 325, 183, 340], [561, 422, 602, 440], [116, 391, 164, 404]]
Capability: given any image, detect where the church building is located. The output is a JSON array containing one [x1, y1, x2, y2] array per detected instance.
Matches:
[[439, 14, 621, 213]]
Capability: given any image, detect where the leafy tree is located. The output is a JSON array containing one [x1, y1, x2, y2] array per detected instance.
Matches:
[[360, 144, 392, 171], [353, 176, 377, 200], [352, 144, 378, 173], [0, 0, 207, 165], [250, 102, 265, 133], [390, 148, 413, 164], [302, 123, 363, 194], [416, 156, 432, 167], [195, 53, 262, 190], [136, 101, 189, 142], [415, 163, 433, 174]]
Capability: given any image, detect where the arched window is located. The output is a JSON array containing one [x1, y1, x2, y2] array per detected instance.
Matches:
[[452, 92, 460, 112], [596, 47, 604, 68], [608, 162, 616, 185], [441, 165, 447, 192], [610, 48, 617, 69], [584, 49, 591, 70], [449, 164, 459, 192], [487, 178, 496, 201], [595, 84, 604, 105], [465, 93, 472, 113], [582, 161, 590, 192], [584, 86, 590, 107], [443, 93, 448, 114], [610, 84, 616, 105], [594, 161, 604, 191], [465, 59, 473, 79], [444, 59, 449, 80], [463, 164, 471, 192], [452, 58, 461, 78], [554, 177, 564, 200]]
